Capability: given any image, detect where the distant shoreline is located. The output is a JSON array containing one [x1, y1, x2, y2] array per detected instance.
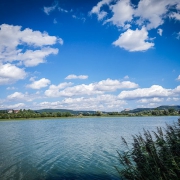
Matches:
[[0, 114, 179, 121]]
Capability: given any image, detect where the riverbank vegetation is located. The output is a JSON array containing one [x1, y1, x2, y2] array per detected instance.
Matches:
[[0, 109, 73, 119], [0, 107, 179, 120], [116, 118, 180, 180]]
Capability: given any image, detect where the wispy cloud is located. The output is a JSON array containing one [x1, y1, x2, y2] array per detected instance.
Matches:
[[124, 75, 129, 79], [176, 75, 180, 81], [53, 18, 57, 24], [58, 7, 68, 13], [90, 0, 112, 20], [7, 91, 42, 102], [157, 28, 163, 36], [65, 74, 88, 80], [43, 2, 58, 15], [176, 32, 180, 39], [72, 15, 86, 22]]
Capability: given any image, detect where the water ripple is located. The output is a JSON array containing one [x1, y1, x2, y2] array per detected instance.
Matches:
[[0, 116, 178, 180]]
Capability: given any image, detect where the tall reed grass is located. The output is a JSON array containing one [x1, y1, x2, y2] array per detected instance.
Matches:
[[116, 118, 180, 180]]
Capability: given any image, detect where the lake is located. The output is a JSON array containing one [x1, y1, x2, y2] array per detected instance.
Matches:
[[0, 116, 179, 180]]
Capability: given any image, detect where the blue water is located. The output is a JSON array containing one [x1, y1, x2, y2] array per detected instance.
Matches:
[[0, 116, 179, 180]]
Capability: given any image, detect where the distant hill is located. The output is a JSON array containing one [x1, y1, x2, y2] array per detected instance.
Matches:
[[156, 105, 180, 110], [34, 109, 97, 115], [121, 105, 180, 113]]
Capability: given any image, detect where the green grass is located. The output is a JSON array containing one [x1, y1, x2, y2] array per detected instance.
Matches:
[[116, 118, 180, 180]]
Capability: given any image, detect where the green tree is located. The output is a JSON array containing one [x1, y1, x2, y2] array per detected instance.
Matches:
[[168, 108, 175, 114]]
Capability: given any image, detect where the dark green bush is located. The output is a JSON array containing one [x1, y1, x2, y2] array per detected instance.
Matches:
[[116, 118, 180, 180]]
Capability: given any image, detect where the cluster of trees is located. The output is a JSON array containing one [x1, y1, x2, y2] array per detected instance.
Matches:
[[116, 118, 180, 179], [0, 109, 72, 119], [107, 108, 180, 117]]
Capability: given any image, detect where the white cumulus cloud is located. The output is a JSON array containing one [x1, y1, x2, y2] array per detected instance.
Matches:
[[105, 0, 134, 27], [118, 85, 172, 100], [113, 27, 154, 51], [0, 24, 62, 67], [17, 47, 58, 67], [169, 12, 180, 21], [26, 78, 51, 89], [0, 63, 26, 85], [93, 78, 138, 91], [45, 79, 138, 97], [38, 94, 126, 111], [91, 0, 180, 51], [45, 82, 74, 97]]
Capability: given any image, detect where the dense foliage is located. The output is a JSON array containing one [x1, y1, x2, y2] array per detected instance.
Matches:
[[0, 109, 72, 119], [116, 118, 180, 180], [110, 108, 180, 117]]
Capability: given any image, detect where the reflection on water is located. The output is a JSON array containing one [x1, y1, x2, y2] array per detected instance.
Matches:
[[0, 116, 178, 180]]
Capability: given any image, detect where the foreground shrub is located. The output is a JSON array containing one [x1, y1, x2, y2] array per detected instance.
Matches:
[[116, 118, 180, 180]]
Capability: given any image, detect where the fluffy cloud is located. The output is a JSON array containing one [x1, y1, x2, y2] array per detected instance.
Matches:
[[113, 27, 154, 51], [7, 91, 42, 102], [134, 0, 165, 29], [45, 82, 74, 97], [7, 92, 25, 100], [0, 63, 26, 85], [38, 94, 126, 111], [65, 74, 88, 80], [93, 78, 138, 91], [169, 12, 180, 21], [17, 48, 58, 67], [26, 78, 51, 89], [91, 0, 180, 51], [105, 0, 133, 27], [0, 24, 62, 67], [45, 83, 101, 97], [45, 79, 138, 97], [173, 85, 180, 94], [118, 85, 172, 100]]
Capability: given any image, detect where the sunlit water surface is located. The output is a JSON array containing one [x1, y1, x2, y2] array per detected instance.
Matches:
[[0, 116, 179, 180]]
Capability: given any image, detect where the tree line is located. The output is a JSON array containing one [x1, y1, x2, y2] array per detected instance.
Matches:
[[0, 109, 72, 119], [0, 108, 180, 119]]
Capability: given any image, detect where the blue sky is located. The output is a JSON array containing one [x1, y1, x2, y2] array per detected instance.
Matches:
[[0, 0, 180, 111]]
